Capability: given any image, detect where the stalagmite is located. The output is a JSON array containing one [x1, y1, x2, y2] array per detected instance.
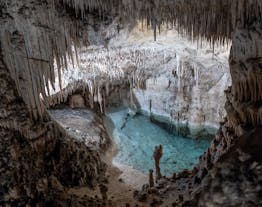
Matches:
[[153, 145, 163, 180], [149, 169, 154, 188]]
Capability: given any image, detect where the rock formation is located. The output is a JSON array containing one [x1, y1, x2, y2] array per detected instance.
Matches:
[[194, 20, 262, 207], [153, 145, 163, 180], [69, 94, 86, 108], [149, 169, 154, 188], [47, 28, 231, 130], [0, 0, 261, 206], [0, 44, 107, 206], [0, 1, 108, 206]]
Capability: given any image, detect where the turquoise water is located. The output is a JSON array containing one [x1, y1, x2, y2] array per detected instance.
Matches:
[[104, 109, 211, 176]]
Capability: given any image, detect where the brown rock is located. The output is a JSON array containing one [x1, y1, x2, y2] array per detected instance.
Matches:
[[149, 169, 154, 188], [153, 145, 163, 180], [69, 94, 86, 108]]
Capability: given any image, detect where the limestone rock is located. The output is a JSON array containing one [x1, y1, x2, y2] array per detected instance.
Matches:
[[69, 94, 86, 108]]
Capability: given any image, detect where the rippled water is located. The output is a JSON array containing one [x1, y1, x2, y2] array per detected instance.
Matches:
[[104, 109, 211, 176]]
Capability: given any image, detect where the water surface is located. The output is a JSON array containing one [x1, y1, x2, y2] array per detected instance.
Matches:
[[104, 109, 211, 176]]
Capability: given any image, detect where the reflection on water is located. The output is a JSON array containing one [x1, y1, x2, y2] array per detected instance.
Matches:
[[104, 109, 211, 176]]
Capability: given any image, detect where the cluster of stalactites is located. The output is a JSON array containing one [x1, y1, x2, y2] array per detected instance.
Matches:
[[227, 24, 262, 129], [61, 0, 117, 18], [47, 73, 147, 114], [47, 46, 156, 112], [61, 0, 261, 44], [1, 0, 83, 121], [47, 79, 128, 114], [2, 0, 262, 121]]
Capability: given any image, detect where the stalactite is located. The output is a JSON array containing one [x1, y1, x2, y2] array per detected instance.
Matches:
[[97, 86, 103, 113], [176, 55, 181, 92], [2, 1, 262, 206], [1, 0, 261, 122], [193, 63, 199, 88], [225, 21, 262, 130]]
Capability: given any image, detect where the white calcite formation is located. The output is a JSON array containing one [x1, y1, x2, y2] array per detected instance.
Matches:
[[49, 108, 110, 150], [49, 24, 231, 128]]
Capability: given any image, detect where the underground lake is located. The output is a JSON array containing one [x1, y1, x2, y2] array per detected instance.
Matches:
[[103, 108, 213, 177]]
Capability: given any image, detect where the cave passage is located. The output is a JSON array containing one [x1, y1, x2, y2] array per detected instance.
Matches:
[[104, 108, 211, 176]]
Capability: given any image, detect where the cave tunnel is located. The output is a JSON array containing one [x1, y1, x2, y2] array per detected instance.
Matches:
[[0, 1, 262, 207]]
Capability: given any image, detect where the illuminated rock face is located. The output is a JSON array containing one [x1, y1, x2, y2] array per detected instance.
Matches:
[[133, 56, 231, 128], [48, 26, 231, 128]]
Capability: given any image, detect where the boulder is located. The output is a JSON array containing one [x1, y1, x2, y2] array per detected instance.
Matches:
[[69, 94, 86, 108]]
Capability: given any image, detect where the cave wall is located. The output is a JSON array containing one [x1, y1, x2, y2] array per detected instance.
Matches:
[[187, 23, 262, 207], [47, 26, 231, 128], [129, 27, 231, 128], [0, 1, 108, 206], [0, 0, 261, 206], [0, 44, 107, 206], [228, 23, 262, 133]]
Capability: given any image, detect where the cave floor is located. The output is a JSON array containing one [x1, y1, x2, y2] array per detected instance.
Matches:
[[48, 107, 197, 207], [49, 108, 145, 206]]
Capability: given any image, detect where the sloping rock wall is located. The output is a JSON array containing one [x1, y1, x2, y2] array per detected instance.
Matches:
[[0, 2, 108, 206]]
